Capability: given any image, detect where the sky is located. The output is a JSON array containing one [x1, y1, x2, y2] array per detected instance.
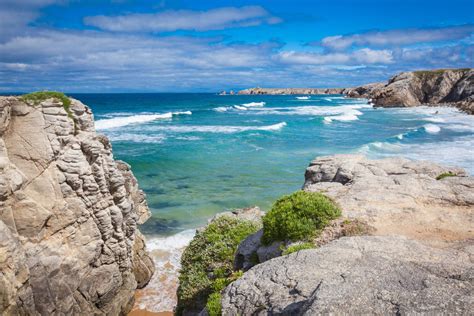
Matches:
[[0, 0, 473, 92]]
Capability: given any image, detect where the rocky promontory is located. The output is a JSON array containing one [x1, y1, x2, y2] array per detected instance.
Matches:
[[0, 93, 154, 315], [238, 68, 474, 114], [180, 154, 474, 315]]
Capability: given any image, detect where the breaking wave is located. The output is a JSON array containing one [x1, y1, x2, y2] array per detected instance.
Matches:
[[95, 111, 192, 130]]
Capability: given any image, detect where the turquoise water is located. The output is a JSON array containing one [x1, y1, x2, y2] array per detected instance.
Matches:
[[71, 93, 474, 237]]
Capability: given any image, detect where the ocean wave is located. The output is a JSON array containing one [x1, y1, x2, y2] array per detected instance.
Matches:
[[296, 96, 311, 100], [143, 122, 287, 134], [95, 111, 192, 130], [358, 135, 474, 174], [241, 101, 265, 107]]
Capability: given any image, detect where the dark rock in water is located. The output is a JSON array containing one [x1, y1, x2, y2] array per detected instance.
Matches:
[[222, 236, 474, 315]]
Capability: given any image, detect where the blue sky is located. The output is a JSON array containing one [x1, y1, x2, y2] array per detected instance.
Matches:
[[1, 0, 473, 92]]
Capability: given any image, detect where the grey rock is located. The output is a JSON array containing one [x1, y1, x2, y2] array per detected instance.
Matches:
[[0, 96, 154, 315], [222, 236, 474, 315], [304, 154, 474, 242]]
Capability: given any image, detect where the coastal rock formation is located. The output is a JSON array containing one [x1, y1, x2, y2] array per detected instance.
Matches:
[[304, 154, 473, 242], [371, 69, 474, 113], [222, 235, 474, 315], [0, 96, 154, 314], [219, 154, 474, 314], [237, 68, 473, 113]]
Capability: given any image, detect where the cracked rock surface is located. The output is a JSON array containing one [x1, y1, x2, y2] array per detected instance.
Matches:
[[222, 236, 474, 315], [0, 96, 154, 315]]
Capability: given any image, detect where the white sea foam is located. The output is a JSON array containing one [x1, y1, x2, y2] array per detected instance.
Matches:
[[296, 96, 311, 100], [423, 124, 441, 134], [95, 111, 192, 130], [144, 122, 287, 134], [234, 105, 248, 110], [134, 230, 195, 312], [241, 101, 265, 107], [359, 135, 474, 174], [213, 106, 232, 112], [108, 133, 166, 143]]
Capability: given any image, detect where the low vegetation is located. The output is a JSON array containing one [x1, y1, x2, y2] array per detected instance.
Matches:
[[282, 242, 314, 255], [176, 216, 259, 315], [414, 68, 470, 79], [436, 171, 457, 180], [21, 91, 77, 133], [262, 191, 341, 245]]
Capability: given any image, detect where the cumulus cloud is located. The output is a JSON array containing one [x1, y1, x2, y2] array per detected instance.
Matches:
[[84, 6, 282, 32], [319, 24, 474, 50]]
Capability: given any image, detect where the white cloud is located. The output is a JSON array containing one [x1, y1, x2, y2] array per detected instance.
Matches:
[[84, 6, 282, 32], [276, 48, 393, 65], [320, 25, 474, 50]]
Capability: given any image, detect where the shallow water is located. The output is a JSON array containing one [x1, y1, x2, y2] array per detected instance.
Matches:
[[71, 93, 474, 312]]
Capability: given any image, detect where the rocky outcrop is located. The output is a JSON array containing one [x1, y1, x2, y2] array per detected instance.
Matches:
[[221, 155, 474, 314], [222, 235, 474, 315], [370, 69, 474, 113], [237, 68, 474, 113], [0, 96, 154, 314], [303, 154, 473, 242]]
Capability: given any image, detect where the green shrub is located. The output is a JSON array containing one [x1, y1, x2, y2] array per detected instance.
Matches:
[[206, 292, 222, 316], [262, 191, 341, 245], [282, 242, 314, 255], [436, 171, 457, 180], [21, 91, 77, 132], [176, 216, 259, 315]]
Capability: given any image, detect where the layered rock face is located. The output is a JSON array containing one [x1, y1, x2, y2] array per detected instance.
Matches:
[[221, 155, 474, 314], [371, 69, 474, 113], [0, 96, 154, 315]]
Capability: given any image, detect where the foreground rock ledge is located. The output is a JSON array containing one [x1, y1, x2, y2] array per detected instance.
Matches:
[[222, 236, 473, 315], [0, 96, 154, 315], [221, 155, 474, 314]]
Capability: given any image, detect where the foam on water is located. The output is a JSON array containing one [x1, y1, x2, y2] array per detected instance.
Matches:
[[142, 122, 287, 134], [423, 124, 441, 134], [95, 111, 191, 130], [296, 96, 311, 100], [241, 101, 266, 107], [134, 230, 195, 312], [359, 135, 474, 174]]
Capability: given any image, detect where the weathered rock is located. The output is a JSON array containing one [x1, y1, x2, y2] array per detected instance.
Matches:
[[222, 235, 474, 315], [304, 154, 474, 242], [0, 96, 154, 314], [370, 69, 474, 113]]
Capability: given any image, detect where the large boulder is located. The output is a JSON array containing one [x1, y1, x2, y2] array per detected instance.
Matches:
[[222, 235, 474, 315], [0, 95, 154, 315]]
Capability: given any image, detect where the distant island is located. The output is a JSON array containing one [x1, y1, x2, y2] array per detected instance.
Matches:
[[231, 68, 474, 114]]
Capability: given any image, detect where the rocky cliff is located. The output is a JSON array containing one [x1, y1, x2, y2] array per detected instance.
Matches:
[[370, 69, 473, 113], [237, 68, 474, 114], [217, 155, 474, 314], [0, 95, 154, 315]]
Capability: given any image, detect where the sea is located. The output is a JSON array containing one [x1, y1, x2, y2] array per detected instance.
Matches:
[[66, 93, 474, 312]]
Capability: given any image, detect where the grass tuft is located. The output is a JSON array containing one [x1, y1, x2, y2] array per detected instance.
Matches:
[[262, 191, 341, 245], [21, 91, 77, 133], [282, 242, 314, 255]]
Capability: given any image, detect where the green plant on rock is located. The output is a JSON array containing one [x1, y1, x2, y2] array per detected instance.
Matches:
[[282, 242, 314, 255], [436, 171, 457, 180], [176, 216, 259, 315], [21, 91, 77, 133], [262, 191, 341, 245], [206, 292, 222, 316]]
